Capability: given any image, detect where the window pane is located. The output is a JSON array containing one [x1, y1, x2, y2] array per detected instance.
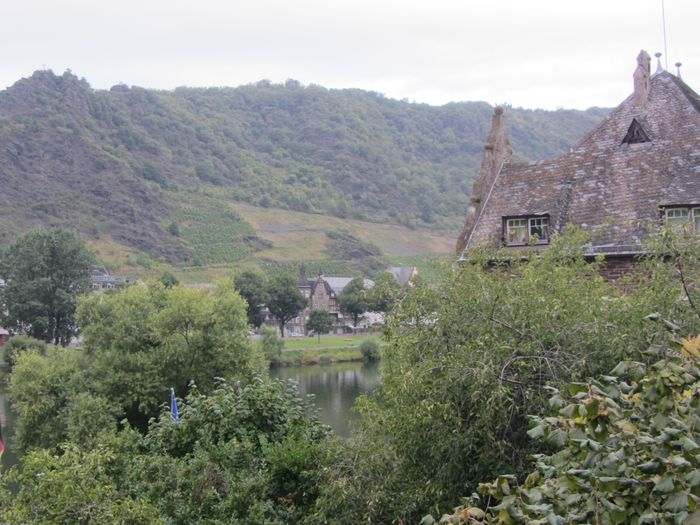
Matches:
[[529, 217, 548, 242], [666, 208, 689, 232], [506, 219, 526, 244], [694, 209, 700, 233]]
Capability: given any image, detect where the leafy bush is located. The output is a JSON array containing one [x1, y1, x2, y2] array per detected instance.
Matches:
[[260, 325, 284, 364], [0, 378, 330, 525], [434, 336, 700, 524], [359, 339, 380, 361], [0, 445, 164, 524], [2, 335, 46, 370]]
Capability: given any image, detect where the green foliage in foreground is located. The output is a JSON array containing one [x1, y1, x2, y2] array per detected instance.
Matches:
[[312, 229, 700, 524], [8, 282, 264, 451], [434, 337, 700, 525], [0, 378, 329, 525], [7, 229, 700, 525], [0, 445, 164, 524]]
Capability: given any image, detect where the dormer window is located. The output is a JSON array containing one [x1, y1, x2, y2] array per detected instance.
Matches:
[[663, 206, 700, 233], [504, 216, 549, 246], [622, 118, 650, 145]]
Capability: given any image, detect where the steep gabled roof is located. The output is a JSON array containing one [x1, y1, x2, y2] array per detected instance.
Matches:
[[386, 266, 417, 286], [306, 276, 375, 296], [461, 69, 700, 256]]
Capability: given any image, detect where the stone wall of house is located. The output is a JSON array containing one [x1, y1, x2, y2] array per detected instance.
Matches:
[[594, 255, 638, 282], [311, 280, 332, 310]]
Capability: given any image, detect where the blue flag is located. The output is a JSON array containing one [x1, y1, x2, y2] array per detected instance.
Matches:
[[170, 388, 180, 422]]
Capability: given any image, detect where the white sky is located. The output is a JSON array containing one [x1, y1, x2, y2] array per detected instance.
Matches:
[[1, 0, 698, 110]]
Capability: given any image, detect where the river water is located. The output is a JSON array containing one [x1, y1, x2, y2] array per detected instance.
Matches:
[[270, 360, 381, 437]]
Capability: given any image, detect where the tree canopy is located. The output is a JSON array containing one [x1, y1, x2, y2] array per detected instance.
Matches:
[[338, 277, 369, 328], [364, 271, 402, 313], [266, 275, 307, 337], [6, 228, 700, 524], [233, 269, 269, 328], [436, 335, 700, 524], [306, 309, 334, 342], [9, 281, 264, 450], [0, 228, 94, 345]]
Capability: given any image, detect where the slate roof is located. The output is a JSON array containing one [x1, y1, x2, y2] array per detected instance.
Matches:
[[302, 276, 375, 296], [461, 70, 700, 256], [386, 266, 417, 286]]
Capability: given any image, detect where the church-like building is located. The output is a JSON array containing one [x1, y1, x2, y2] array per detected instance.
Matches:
[[457, 51, 700, 278]]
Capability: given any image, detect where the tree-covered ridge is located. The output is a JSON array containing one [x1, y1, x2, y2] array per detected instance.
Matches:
[[0, 70, 608, 263]]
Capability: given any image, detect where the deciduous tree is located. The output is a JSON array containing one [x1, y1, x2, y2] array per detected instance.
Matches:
[[314, 229, 687, 524], [338, 277, 368, 328], [266, 275, 307, 337], [8, 281, 265, 451], [364, 272, 401, 313], [306, 309, 334, 342], [232, 269, 269, 328], [0, 229, 94, 345]]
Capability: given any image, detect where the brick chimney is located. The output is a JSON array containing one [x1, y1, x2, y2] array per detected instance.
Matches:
[[456, 106, 512, 254], [633, 50, 651, 106]]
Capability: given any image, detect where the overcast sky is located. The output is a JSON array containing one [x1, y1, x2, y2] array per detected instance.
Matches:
[[2, 0, 698, 110]]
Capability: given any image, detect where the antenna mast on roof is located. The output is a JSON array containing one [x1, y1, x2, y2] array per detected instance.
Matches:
[[661, 0, 669, 70]]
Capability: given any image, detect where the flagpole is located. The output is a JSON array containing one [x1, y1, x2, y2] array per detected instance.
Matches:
[[170, 388, 180, 422]]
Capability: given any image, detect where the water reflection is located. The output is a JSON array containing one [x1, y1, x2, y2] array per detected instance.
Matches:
[[270, 360, 381, 437]]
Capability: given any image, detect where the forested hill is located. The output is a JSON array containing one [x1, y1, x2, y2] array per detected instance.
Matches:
[[0, 70, 608, 263]]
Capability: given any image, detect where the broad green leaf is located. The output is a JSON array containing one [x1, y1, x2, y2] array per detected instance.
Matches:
[[528, 424, 545, 439], [663, 492, 689, 513], [686, 470, 700, 486], [654, 476, 675, 493]]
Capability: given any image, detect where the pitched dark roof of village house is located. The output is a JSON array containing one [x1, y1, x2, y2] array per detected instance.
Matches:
[[459, 57, 700, 257]]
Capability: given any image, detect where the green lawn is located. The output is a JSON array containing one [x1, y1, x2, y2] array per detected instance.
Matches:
[[281, 334, 381, 351], [271, 334, 383, 366]]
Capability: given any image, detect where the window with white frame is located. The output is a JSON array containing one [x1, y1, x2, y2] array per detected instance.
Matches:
[[506, 218, 527, 244], [663, 207, 700, 234], [505, 216, 549, 245]]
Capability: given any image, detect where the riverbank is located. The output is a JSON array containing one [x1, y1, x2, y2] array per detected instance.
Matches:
[[271, 335, 382, 367]]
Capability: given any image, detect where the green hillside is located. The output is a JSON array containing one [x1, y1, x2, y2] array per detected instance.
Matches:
[[0, 70, 609, 273]]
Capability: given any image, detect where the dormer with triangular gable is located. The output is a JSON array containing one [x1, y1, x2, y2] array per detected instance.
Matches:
[[458, 50, 700, 273], [621, 118, 651, 145]]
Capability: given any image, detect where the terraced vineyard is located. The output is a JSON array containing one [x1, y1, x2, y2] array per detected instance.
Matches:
[[173, 199, 268, 265]]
